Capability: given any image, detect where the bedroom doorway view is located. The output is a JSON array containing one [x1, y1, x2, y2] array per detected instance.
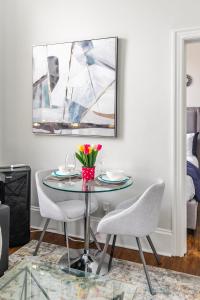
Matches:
[[186, 41, 200, 255]]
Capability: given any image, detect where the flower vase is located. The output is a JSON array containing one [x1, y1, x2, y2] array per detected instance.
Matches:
[[82, 167, 95, 181]]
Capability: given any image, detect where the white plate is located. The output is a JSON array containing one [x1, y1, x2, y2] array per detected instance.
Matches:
[[52, 170, 80, 177], [98, 174, 129, 183]]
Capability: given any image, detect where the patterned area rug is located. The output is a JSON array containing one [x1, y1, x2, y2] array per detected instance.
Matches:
[[8, 240, 200, 300]]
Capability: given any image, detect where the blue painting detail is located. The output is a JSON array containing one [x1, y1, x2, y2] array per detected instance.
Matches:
[[68, 102, 87, 123], [86, 55, 95, 66], [33, 78, 50, 109], [78, 40, 93, 53]]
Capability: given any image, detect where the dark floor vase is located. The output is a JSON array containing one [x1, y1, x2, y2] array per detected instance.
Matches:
[[0, 166, 31, 247]]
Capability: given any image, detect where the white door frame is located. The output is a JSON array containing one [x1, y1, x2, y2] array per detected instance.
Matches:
[[172, 27, 200, 256]]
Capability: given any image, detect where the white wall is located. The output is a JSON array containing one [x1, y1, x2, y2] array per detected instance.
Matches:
[[186, 42, 200, 107], [3, 0, 200, 255]]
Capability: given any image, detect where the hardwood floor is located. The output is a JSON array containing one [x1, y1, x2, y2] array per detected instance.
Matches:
[[9, 207, 200, 276]]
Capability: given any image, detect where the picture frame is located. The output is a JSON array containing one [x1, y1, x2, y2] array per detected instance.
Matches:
[[32, 37, 118, 137]]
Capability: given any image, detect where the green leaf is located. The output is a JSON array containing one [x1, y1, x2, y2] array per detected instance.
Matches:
[[93, 150, 98, 166], [80, 154, 86, 165], [85, 154, 89, 167], [89, 152, 93, 167], [79, 152, 87, 166], [93, 150, 96, 166], [75, 152, 85, 166], [91, 150, 94, 167]]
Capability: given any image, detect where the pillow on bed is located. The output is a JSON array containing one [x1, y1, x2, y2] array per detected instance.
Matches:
[[187, 155, 199, 168], [187, 133, 195, 156]]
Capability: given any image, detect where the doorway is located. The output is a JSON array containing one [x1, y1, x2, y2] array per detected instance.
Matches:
[[173, 28, 200, 256], [185, 41, 200, 254]]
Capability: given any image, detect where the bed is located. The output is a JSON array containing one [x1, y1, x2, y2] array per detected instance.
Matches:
[[186, 107, 200, 230]]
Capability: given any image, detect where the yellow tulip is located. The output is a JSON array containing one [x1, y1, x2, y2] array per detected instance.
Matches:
[[78, 145, 84, 152]]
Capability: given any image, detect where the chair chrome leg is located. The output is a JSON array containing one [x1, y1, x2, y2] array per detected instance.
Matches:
[[146, 235, 160, 265], [84, 216, 86, 242], [65, 223, 71, 270], [136, 237, 156, 295], [96, 234, 111, 275], [63, 222, 67, 242], [108, 235, 117, 272], [33, 218, 50, 256], [90, 227, 102, 252]]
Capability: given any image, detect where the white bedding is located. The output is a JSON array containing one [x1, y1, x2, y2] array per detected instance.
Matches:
[[186, 175, 195, 202], [187, 133, 195, 156], [187, 155, 199, 168]]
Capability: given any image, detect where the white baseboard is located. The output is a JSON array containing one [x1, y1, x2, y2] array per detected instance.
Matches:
[[31, 205, 173, 257]]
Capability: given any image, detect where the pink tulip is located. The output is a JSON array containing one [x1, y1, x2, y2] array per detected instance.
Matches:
[[84, 144, 90, 148], [96, 144, 102, 151], [84, 148, 89, 155], [83, 144, 90, 154]]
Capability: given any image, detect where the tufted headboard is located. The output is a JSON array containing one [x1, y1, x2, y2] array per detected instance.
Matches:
[[187, 107, 200, 165], [187, 107, 200, 133]]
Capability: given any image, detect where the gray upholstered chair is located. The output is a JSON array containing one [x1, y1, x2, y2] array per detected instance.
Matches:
[[0, 204, 10, 277], [33, 170, 100, 266], [96, 180, 165, 295]]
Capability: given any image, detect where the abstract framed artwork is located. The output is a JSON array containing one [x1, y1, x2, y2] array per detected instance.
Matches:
[[32, 37, 118, 136]]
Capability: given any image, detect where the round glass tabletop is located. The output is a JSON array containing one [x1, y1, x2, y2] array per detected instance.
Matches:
[[43, 172, 133, 193]]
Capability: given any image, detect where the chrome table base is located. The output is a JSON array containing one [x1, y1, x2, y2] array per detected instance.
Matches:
[[61, 187, 109, 276], [58, 248, 82, 266], [59, 248, 110, 276]]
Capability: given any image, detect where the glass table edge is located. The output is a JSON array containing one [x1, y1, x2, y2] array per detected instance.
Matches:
[[43, 178, 133, 193]]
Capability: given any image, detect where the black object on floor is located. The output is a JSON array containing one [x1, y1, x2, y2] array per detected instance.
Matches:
[[0, 166, 31, 247], [0, 204, 10, 276]]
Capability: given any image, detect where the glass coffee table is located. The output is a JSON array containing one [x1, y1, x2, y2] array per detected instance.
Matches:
[[43, 174, 133, 275], [0, 258, 136, 299]]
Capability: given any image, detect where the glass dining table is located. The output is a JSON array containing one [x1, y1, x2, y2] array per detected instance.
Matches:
[[43, 173, 133, 275]]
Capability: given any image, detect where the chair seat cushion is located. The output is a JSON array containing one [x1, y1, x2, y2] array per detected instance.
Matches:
[[57, 199, 98, 221]]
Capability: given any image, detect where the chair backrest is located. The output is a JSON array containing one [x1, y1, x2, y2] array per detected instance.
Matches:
[[98, 180, 165, 237], [35, 170, 72, 220]]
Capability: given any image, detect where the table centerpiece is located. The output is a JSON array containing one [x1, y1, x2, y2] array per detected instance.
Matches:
[[75, 144, 102, 180]]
